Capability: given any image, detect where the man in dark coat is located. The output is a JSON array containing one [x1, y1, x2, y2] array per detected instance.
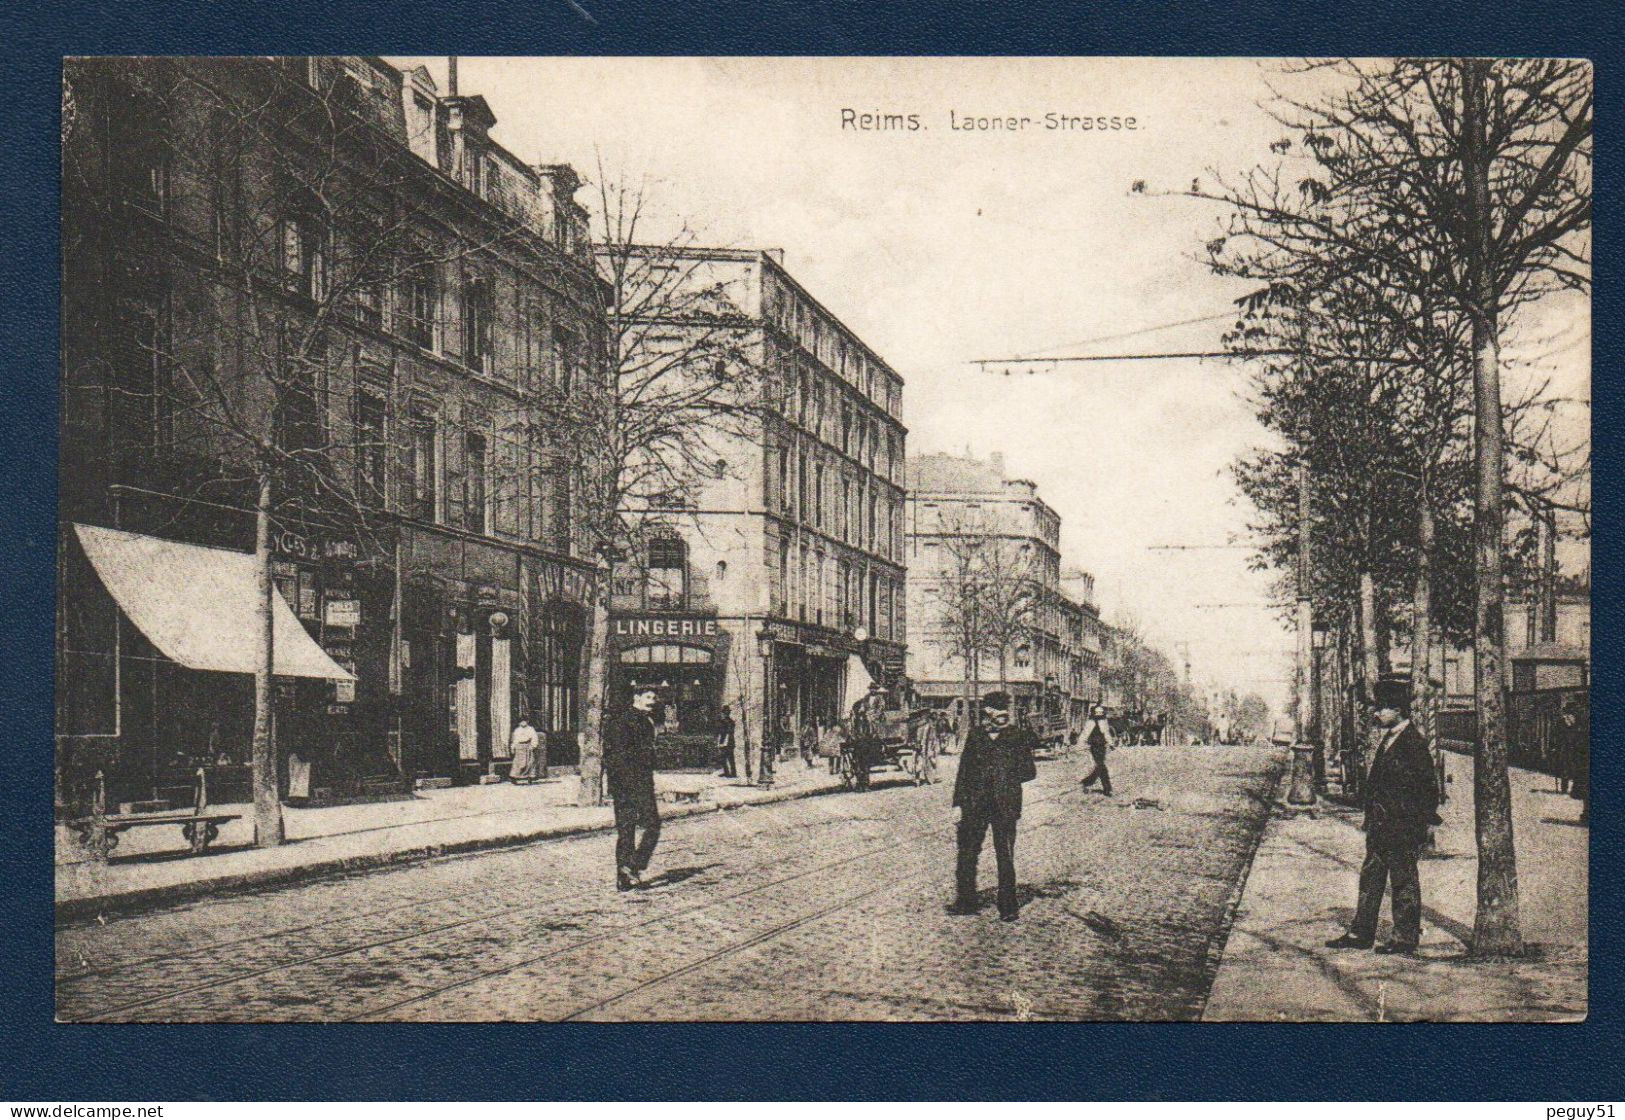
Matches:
[[1078, 703, 1115, 796], [606, 687, 662, 891], [948, 690, 1040, 922], [1327, 674, 1441, 954]]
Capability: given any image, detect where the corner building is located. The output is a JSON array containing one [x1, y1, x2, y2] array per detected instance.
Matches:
[[607, 249, 908, 767]]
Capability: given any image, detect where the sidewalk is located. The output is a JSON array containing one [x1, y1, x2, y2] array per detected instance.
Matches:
[[56, 761, 847, 922], [1203, 749, 1587, 1022]]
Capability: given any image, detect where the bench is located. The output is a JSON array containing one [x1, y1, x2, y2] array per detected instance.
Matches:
[[67, 768, 242, 861]]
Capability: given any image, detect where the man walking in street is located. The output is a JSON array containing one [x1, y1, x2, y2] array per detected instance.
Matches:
[[716, 705, 738, 778], [607, 687, 663, 891], [1326, 674, 1441, 954], [1078, 703, 1115, 796], [948, 690, 1039, 922]]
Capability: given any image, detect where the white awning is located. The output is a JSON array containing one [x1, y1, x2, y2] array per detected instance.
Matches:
[[73, 523, 354, 681]]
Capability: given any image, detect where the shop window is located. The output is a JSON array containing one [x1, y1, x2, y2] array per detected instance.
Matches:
[[115, 293, 172, 450], [465, 431, 488, 535], [646, 535, 687, 610], [619, 644, 713, 665]]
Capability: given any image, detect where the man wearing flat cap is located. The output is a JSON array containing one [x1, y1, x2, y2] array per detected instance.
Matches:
[[1326, 673, 1441, 954], [948, 690, 1040, 922]]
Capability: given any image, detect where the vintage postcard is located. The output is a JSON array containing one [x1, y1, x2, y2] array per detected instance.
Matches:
[[55, 56, 1589, 1022]]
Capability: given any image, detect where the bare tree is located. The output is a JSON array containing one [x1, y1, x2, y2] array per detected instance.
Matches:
[[63, 57, 539, 845]]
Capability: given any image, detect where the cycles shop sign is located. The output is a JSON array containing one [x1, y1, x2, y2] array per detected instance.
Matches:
[[274, 529, 358, 562], [613, 616, 719, 639]]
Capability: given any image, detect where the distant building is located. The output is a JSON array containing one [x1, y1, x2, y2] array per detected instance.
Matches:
[[604, 248, 908, 766], [905, 451, 1092, 724]]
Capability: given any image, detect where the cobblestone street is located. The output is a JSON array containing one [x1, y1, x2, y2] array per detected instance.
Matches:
[[57, 746, 1283, 1022]]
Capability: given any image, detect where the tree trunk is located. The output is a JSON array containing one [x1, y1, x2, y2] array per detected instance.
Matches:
[[252, 469, 284, 848], [961, 635, 976, 748], [1463, 60, 1524, 956], [576, 566, 611, 807], [1411, 495, 1435, 736]]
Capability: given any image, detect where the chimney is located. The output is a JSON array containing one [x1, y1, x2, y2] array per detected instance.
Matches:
[[447, 56, 459, 96]]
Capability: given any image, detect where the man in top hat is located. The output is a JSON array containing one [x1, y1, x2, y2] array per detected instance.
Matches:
[[948, 690, 1040, 922], [1326, 673, 1441, 954]]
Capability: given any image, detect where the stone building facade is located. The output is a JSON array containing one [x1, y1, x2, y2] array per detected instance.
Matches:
[[605, 249, 908, 768]]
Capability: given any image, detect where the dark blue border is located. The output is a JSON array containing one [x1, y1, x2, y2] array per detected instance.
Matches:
[[4, 0, 1621, 1101]]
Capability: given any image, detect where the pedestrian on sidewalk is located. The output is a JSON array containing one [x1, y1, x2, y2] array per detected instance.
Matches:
[[1326, 674, 1441, 955], [607, 687, 662, 891], [507, 716, 543, 783], [1078, 704, 1115, 796], [947, 690, 1039, 922], [716, 706, 738, 778]]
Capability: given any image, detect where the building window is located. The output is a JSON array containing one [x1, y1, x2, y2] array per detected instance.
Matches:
[[465, 431, 488, 534], [405, 407, 438, 521], [275, 332, 326, 456], [462, 275, 493, 373], [552, 325, 578, 391], [115, 294, 171, 450], [355, 383, 387, 507], [403, 261, 436, 350], [777, 446, 790, 512], [841, 403, 852, 454], [1015, 644, 1032, 670], [647, 535, 687, 610], [407, 92, 437, 164], [814, 464, 825, 529]]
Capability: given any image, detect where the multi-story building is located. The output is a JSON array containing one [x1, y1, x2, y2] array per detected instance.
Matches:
[[904, 451, 1080, 724], [58, 56, 605, 808], [604, 249, 908, 767]]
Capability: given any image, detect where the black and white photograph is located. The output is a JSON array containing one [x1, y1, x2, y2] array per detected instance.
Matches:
[[54, 55, 1590, 1023]]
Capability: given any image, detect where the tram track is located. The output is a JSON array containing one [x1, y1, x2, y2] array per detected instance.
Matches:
[[62, 774, 1055, 1022]]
